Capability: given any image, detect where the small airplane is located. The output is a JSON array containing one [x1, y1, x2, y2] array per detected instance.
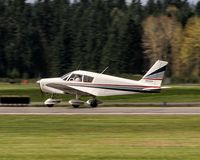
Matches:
[[37, 60, 168, 107]]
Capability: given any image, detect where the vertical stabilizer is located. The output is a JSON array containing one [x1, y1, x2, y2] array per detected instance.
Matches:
[[139, 60, 168, 87]]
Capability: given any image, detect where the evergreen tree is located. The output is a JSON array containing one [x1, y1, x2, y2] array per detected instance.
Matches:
[[101, 8, 125, 74], [145, 0, 157, 15], [50, 0, 73, 76], [84, 0, 109, 71], [3, 0, 30, 78], [196, 1, 200, 16], [0, 1, 6, 76], [71, 0, 91, 70], [34, 0, 55, 76], [120, 0, 144, 74], [176, 0, 193, 26]]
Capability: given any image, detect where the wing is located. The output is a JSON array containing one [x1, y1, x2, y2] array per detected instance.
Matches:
[[46, 83, 94, 96]]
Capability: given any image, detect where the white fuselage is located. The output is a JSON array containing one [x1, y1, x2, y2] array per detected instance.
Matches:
[[38, 70, 160, 96]]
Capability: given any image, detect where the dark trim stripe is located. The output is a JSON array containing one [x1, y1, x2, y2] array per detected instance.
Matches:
[[147, 65, 167, 76], [70, 83, 160, 89], [69, 83, 160, 93], [143, 78, 162, 80], [72, 85, 160, 93]]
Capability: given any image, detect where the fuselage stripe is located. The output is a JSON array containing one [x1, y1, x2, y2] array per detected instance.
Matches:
[[68, 83, 160, 93], [67, 83, 160, 89], [143, 78, 162, 80]]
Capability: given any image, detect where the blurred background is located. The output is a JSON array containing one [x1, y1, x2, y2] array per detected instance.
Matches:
[[0, 0, 199, 83]]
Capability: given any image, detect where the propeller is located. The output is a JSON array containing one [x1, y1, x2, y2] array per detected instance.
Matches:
[[36, 79, 46, 100]]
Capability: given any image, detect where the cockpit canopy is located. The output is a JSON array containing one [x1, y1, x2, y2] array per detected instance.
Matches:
[[61, 72, 94, 83]]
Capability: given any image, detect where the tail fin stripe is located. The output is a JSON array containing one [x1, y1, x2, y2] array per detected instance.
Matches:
[[145, 71, 165, 79], [146, 65, 167, 77]]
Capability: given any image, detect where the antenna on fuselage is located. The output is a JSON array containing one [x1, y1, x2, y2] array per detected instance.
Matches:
[[100, 66, 109, 74], [76, 62, 81, 70]]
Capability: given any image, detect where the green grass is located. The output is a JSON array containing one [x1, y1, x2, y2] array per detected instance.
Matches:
[[0, 115, 200, 160], [0, 83, 199, 102]]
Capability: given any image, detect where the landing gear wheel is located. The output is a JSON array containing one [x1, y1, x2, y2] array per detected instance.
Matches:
[[90, 99, 98, 108], [47, 104, 54, 107], [72, 105, 80, 108]]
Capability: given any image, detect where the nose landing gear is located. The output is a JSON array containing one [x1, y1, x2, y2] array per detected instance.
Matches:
[[44, 95, 61, 107]]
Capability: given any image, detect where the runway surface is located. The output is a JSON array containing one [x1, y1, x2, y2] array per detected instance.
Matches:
[[0, 107, 200, 115]]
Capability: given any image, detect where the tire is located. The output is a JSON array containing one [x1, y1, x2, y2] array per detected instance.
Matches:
[[90, 100, 98, 108], [47, 104, 54, 107], [72, 105, 80, 108]]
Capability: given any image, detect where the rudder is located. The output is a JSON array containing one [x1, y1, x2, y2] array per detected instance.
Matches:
[[139, 60, 168, 87]]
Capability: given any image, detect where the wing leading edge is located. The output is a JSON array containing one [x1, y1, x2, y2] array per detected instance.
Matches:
[[46, 83, 93, 96]]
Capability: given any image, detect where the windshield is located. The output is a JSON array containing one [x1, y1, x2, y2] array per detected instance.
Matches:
[[61, 72, 71, 80]]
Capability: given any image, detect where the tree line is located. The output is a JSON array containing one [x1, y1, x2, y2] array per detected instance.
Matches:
[[0, 0, 199, 82]]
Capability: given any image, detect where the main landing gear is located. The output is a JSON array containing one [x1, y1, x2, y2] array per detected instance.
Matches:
[[68, 94, 84, 108], [69, 95, 101, 108], [86, 98, 98, 108]]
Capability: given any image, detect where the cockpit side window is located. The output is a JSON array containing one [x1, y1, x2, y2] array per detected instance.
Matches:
[[68, 74, 83, 82], [83, 75, 94, 83]]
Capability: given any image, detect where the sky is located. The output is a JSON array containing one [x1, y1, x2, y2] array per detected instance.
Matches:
[[26, 0, 199, 4]]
